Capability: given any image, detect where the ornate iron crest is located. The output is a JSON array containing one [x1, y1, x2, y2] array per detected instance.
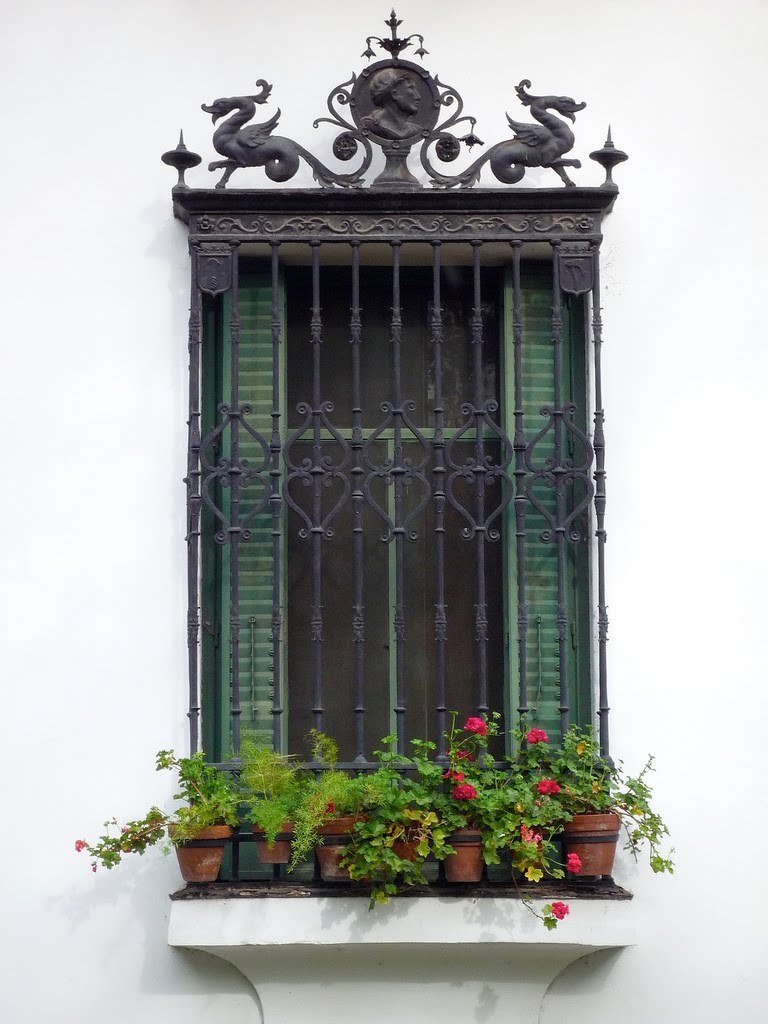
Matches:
[[162, 9, 626, 192]]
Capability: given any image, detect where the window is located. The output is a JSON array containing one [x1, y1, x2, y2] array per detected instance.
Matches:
[[194, 238, 596, 765], [164, 13, 624, 775]]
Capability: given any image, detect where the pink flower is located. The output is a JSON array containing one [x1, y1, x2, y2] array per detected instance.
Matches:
[[464, 717, 488, 737], [536, 778, 561, 795], [74, 839, 87, 853], [455, 750, 473, 760], [452, 783, 478, 800], [566, 853, 582, 873], [551, 901, 570, 920], [526, 727, 549, 744], [520, 825, 542, 844], [91, 862, 98, 873], [444, 770, 465, 781]]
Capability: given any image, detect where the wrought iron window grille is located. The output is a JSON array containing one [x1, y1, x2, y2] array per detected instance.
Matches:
[[163, 11, 627, 784]]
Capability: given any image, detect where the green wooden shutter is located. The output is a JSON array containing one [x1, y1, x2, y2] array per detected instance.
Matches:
[[502, 270, 592, 743], [201, 269, 285, 760]]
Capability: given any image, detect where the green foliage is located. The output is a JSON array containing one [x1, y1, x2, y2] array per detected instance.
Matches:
[[342, 754, 453, 907], [342, 714, 566, 905], [77, 751, 240, 871], [78, 718, 673, 927], [239, 738, 302, 845], [509, 724, 675, 875], [288, 732, 370, 868]]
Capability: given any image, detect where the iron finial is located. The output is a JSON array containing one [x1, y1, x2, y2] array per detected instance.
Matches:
[[362, 9, 428, 61], [589, 126, 628, 190], [161, 129, 202, 189]]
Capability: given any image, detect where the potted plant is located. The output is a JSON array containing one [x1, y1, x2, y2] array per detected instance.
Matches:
[[342, 740, 452, 904], [290, 730, 370, 879], [510, 724, 674, 879], [239, 738, 302, 864], [76, 750, 240, 882], [343, 715, 563, 907]]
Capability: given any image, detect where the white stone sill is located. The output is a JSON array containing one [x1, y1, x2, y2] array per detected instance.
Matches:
[[168, 893, 636, 1024], [168, 892, 637, 949]]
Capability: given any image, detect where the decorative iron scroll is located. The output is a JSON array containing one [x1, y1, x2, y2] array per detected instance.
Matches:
[[192, 213, 598, 238], [162, 9, 627, 192]]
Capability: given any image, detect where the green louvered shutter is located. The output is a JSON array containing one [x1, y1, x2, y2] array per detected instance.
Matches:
[[201, 269, 285, 760], [503, 270, 592, 744]]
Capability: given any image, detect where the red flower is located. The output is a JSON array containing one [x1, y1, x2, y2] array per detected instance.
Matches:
[[325, 802, 336, 815], [464, 716, 488, 737], [536, 778, 561, 795], [74, 839, 87, 853], [526, 727, 549, 744], [444, 770, 465, 781], [452, 783, 478, 800], [551, 901, 570, 920], [566, 853, 582, 874], [455, 750, 473, 760]]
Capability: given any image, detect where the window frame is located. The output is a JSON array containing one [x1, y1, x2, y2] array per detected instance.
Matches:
[[177, 187, 615, 766]]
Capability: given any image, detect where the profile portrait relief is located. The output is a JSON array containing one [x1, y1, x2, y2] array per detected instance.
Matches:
[[363, 68, 424, 141]]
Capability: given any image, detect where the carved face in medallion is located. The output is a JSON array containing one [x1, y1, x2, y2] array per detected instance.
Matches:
[[351, 61, 439, 146], [365, 69, 422, 140]]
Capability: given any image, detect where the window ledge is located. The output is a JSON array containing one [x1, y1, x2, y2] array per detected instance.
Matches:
[[168, 884, 636, 1024]]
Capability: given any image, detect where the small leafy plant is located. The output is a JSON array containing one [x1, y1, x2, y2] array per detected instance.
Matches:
[[342, 743, 452, 905], [289, 730, 368, 868], [76, 750, 240, 871], [239, 737, 302, 845]]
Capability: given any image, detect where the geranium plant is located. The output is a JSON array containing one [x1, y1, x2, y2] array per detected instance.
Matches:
[[341, 737, 452, 904], [509, 723, 674, 875], [76, 750, 240, 871], [343, 714, 563, 911]]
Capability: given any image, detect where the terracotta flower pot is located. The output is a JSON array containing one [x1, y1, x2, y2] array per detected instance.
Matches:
[[315, 815, 361, 880], [561, 812, 620, 876], [172, 824, 233, 882], [443, 829, 484, 882], [391, 837, 419, 862], [252, 821, 293, 864]]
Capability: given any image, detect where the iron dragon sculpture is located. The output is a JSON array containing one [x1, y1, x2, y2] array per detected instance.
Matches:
[[163, 10, 627, 191]]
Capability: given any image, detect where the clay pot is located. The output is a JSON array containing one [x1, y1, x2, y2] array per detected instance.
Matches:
[[561, 812, 620, 876], [172, 824, 233, 882], [315, 815, 361, 880], [443, 829, 484, 882], [391, 838, 419, 862], [252, 821, 293, 864]]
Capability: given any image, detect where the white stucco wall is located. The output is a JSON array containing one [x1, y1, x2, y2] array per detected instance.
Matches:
[[2, 1, 767, 1021]]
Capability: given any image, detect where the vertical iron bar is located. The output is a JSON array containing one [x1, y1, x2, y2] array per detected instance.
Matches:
[[310, 241, 325, 733], [391, 241, 406, 754], [270, 242, 284, 752], [231, 829, 240, 881], [350, 243, 366, 763], [591, 248, 610, 758], [186, 245, 202, 753], [510, 241, 528, 725], [431, 242, 447, 756], [470, 241, 489, 715], [551, 242, 570, 737], [229, 243, 242, 755]]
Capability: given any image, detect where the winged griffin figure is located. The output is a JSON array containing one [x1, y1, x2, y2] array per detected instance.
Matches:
[[428, 79, 586, 188], [201, 80, 365, 188]]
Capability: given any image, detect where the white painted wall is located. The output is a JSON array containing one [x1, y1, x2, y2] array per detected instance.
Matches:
[[2, 1, 767, 1021]]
